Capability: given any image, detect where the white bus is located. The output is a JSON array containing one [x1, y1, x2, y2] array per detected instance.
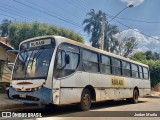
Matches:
[[9, 36, 150, 110]]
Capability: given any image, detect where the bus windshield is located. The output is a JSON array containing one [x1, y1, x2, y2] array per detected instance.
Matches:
[[13, 48, 54, 80], [12, 44, 54, 80]]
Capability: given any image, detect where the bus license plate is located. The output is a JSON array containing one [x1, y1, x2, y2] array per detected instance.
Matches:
[[19, 94, 26, 98]]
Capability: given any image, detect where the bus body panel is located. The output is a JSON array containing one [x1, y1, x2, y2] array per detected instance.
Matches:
[[100, 88, 114, 101], [60, 88, 83, 104], [52, 79, 61, 105], [90, 73, 133, 100], [60, 71, 89, 88], [114, 88, 132, 99]]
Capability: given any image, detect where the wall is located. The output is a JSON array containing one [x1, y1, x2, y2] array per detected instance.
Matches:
[[0, 46, 16, 62], [0, 46, 16, 83]]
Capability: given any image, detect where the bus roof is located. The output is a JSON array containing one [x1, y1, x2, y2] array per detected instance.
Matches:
[[20, 35, 148, 68]]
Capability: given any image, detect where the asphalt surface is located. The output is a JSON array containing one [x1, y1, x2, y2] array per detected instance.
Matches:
[[0, 95, 160, 120]]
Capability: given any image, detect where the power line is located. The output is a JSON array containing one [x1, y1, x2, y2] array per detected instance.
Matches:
[[115, 19, 160, 41], [77, 0, 90, 10], [0, 2, 23, 12], [108, 6, 130, 23], [63, 0, 160, 24], [0, 8, 30, 21], [71, 0, 89, 12], [108, 14, 160, 24], [65, 0, 87, 14], [56, 1, 160, 41], [0, 4, 34, 21], [0, 1, 61, 23], [0, 13, 16, 19], [13, 0, 82, 28], [45, 0, 83, 20], [25, 0, 82, 26]]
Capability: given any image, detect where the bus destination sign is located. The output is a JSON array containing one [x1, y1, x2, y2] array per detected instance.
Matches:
[[30, 39, 51, 48]]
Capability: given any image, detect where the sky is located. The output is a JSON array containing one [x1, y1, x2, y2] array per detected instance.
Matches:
[[0, 0, 160, 52]]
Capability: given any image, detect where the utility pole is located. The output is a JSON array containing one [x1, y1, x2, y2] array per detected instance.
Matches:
[[100, 15, 105, 50], [100, 4, 133, 51]]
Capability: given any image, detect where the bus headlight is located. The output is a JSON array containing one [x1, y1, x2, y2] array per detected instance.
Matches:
[[31, 86, 42, 91]]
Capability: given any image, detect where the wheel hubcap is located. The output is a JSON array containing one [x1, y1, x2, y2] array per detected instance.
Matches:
[[83, 94, 90, 106], [134, 91, 138, 101]]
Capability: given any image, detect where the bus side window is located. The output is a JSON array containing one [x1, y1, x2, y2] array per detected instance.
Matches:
[[100, 55, 111, 74], [139, 66, 143, 79], [131, 64, 139, 78], [112, 58, 122, 76], [54, 44, 80, 78], [82, 50, 99, 73], [122, 61, 131, 77], [143, 67, 149, 79], [56, 49, 65, 69]]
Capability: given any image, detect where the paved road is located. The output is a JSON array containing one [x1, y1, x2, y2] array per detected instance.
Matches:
[[0, 95, 160, 120]]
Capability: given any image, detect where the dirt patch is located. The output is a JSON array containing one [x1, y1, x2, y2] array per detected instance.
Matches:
[[152, 83, 160, 92]]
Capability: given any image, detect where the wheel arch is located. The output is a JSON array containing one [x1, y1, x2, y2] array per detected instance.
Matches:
[[83, 85, 96, 101], [134, 86, 139, 96]]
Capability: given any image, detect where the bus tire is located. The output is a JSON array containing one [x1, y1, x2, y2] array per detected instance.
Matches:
[[79, 89, 91, 111], [127, 89, 139, 104]]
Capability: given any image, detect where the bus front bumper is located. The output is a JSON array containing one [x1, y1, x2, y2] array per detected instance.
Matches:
[[9, 87, 52, 104]]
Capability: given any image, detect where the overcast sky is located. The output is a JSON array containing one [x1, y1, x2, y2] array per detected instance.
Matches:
[[0, 0, 160, 52]]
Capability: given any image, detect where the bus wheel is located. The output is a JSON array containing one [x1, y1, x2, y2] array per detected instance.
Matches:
[[127, 89, 139, 104], [133, 89, 139, 103], [79, 89, 91, 111]]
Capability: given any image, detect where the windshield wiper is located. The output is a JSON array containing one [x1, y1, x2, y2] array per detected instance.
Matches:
[[21, 50, 29, 70]]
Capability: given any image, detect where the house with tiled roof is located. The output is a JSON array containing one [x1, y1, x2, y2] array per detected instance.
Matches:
[[0, 37, 17, 88]]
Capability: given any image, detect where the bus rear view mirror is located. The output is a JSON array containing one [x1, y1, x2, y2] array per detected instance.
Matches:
[[65, 54, 70, 64]]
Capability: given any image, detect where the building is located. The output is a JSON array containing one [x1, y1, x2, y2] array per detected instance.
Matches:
[[0, 37, 17, 87]]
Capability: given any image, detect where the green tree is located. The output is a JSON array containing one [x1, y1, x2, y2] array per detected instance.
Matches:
[[152, 52, 160, 60], [141, 60, 160, 87], [131, 52, 160, 88], [83, 9, 136, 57], [8, 21, 84, 49], [83, 9, 105, 48], [0, 19, 11, 37], [116, 37, 138, 57], [104, 24, 119, 52], [131, 51, 146, 61], [145, 51, 154, 60]]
